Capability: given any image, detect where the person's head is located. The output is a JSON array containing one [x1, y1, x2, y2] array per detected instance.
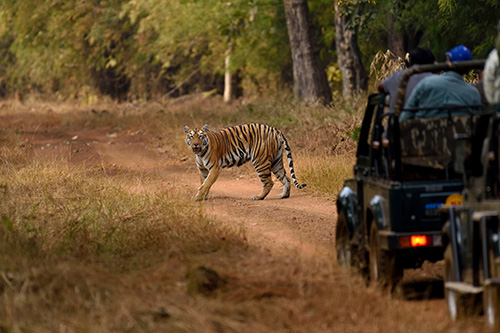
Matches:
[[406, 47, 435, 67], [445, 45, 472, 62]]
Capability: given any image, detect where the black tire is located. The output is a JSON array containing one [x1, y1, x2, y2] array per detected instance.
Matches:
[[369, 222, 403, 291], [336, 212, 353, 269]]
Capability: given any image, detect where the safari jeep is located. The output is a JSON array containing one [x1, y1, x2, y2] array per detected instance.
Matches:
[[439, 97, 500, 326], [336, 60, 486, 291]]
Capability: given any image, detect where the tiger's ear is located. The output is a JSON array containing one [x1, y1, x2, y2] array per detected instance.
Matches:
[[203, 124, 209, 131], [183, 125, 190, 133]]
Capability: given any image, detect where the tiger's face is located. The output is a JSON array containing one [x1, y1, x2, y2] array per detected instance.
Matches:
[[184, 124, 209, 155]]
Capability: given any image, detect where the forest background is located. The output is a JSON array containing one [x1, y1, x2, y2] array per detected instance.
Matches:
[[0, 0, 498, 104]]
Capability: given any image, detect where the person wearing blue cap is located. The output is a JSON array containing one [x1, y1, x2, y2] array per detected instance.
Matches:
[[399, 45, 482, 121], [446, 45, 473, 62]]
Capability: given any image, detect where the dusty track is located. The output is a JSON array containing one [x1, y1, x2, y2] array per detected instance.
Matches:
[[30, 125, 337, 258]]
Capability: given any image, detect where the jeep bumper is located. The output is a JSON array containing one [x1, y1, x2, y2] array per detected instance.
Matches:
[[379, 230, 443, 250]]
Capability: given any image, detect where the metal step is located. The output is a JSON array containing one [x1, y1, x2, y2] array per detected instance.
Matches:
[[445, 281, 483, 294]]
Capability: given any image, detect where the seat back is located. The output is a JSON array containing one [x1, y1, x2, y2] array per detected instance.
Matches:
[[399, 116, 473, 170]]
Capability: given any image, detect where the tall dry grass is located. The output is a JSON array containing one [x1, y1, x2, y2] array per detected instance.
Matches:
[[0, 145, 454, 332], [0, 97, 481, 332]]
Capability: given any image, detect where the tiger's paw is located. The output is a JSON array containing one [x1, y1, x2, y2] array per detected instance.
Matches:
[[278, 193, 290, 199], [251, 195, 264, 200], [195, 193, 209, 201]]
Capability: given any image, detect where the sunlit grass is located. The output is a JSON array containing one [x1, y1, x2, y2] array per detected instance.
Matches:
[[0, 157, 241, 267], [297, 153, 356, 197]]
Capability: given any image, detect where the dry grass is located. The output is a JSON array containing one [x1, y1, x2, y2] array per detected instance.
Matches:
[[298, 153, 356, 197], [369, 50, 406, 90], [0, 145, 371, 332], [0, 96, 483, 332]]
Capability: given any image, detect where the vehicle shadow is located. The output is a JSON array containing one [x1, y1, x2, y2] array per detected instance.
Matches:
[[398, 277, 444, 300]]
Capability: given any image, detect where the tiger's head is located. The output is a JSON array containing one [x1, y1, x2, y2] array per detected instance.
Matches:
[[184, 124, 209, 155]]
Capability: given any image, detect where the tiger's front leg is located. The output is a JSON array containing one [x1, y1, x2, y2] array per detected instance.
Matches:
[[252, 160, 274, 200], [197, 167, 210, 200], [195, 166, 220, 201]]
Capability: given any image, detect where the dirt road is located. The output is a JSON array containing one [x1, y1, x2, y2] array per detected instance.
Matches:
[[30, 125, 337, 259]]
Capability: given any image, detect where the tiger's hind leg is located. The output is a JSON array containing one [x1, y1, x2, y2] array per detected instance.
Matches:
[[272, 157, 291, 199], [252, 160, 273, 200]]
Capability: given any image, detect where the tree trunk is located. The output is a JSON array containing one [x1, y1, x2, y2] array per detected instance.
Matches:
[[386, 11, 423, 58], [334, 1, 368, 98], [283, 0, 332, 105], [386, 14, 405, 58], [223, 50, 232, 103]]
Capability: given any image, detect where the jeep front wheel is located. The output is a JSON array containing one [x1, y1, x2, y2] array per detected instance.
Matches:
[[369, 222, 402, 290]]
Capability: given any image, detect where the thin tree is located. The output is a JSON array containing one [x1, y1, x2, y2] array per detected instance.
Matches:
[[283, 0, 332, 105]]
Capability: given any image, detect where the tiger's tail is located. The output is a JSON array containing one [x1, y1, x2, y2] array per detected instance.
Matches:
[[281, 134, 307, 189]]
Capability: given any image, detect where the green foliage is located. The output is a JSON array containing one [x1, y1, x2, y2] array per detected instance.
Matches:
[[1, 215, 14, 233], [121, 0, 291, 95], [0, 0, 293, 98], [0, 0, 138, 97], [371, 0, 499, 60], [434, 0, 499, 57], [0, 0, 498, 99], [347, 125, 361, 141], [336, 0, 376, 31]]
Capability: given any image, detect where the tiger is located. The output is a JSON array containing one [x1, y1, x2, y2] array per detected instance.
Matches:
[[183, 123, 306, 201]]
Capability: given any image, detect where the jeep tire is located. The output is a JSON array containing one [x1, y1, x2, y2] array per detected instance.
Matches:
[[336, 211, 353, 269], [369, 222, 403, 291]]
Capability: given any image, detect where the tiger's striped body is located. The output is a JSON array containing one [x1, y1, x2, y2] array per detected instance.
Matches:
[[184, 123, 306, 201]]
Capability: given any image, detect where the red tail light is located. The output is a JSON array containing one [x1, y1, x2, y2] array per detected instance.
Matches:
[[410, 235, 428, 247]]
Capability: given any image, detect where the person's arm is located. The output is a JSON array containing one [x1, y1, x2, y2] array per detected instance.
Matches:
[[399, 86, 420, 122]]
